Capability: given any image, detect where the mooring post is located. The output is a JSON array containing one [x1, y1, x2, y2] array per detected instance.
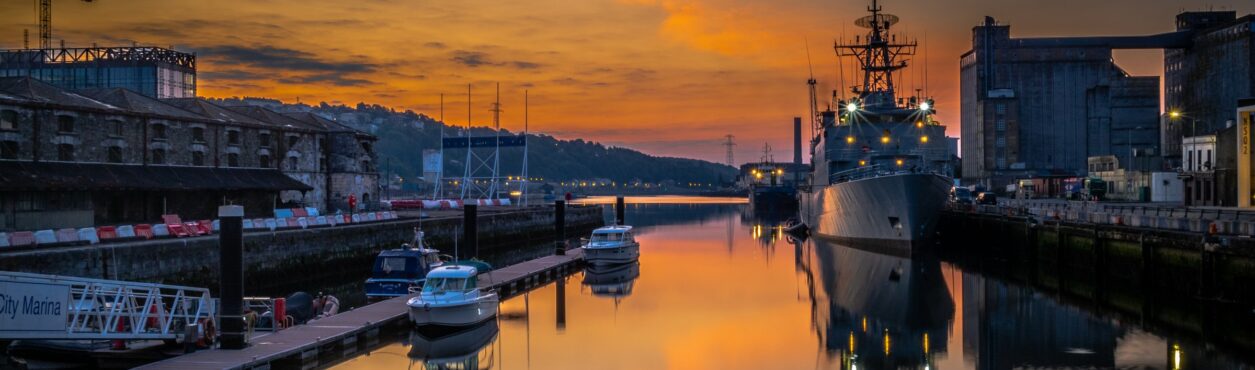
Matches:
[[218, 205, 246, 349], [615, 195, 625, 225], [464, 204, 478, 260], [555, 200, 566, 255], [556, 276, 567, 330]]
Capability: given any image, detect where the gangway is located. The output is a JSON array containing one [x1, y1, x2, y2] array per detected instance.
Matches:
[[0, 271, 216, 340]]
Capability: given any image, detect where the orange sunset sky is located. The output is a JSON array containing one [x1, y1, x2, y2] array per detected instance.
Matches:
[[1, 0, 1251, 164]]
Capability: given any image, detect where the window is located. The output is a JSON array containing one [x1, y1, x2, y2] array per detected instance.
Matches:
[[227, 153, 239, 167], [192, 151, 205, 166], [287, 156, 298, 171], [0, 141, 17, 159], [192, 127, 205, 142], [110, 119, 124, 137], [259, 155, 271, 168], [227, 130, 240, 145], [259, 133, 271, 147], [107, 146, 122, 163], [361, 141, 372, 153], [995, 104, 1006, 114], [57, 115, 74, 133], [152, 124, 167, 139], [287, 136, 299, 148], [361, 160, 371, 171], [422, 278, 468, 293], [995, 138, 1006, 148], [995, 119, 1006, 131], [1, 110, 17, 130], [151, 149, 166, 164], [57, 144, 74, 161]]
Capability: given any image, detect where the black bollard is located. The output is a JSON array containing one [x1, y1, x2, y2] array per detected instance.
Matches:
[[463, 204, 478, 260], [615, 195, 625, 225], [218, 205, 246, 349], [555, 200, 566, 255]]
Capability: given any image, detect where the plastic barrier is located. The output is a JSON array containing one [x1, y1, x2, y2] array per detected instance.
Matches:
[[352, 214, 362, 223], [77, 228, 100, 244], [33, 230, 57, 245], [315, 216, 328, 226], [265, 218, 277, 231], [97, 226, 119, 240], [243, 219, 254, 229], [116, 225, 136, 238], [9, 232, 35, 247], [305, 207, 320, 217], [55, 228, 79, 243], [274, 209, 295, 219], [212, 220, 220, 232], [276, 218, 289, 228], [134, 224, 155, 239], [152, 224, 170, 237], [296, 217, 309, 229], [0, 233, 8, 248]]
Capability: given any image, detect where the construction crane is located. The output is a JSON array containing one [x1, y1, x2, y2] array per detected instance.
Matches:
[[37, 0, 96, 50]]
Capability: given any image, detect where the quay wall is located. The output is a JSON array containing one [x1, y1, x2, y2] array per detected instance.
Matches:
[[939, 209, 1255, 303], [0, 206, 603, 289]]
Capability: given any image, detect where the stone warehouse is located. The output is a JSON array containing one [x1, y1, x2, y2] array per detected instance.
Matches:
[[0, 77, 379, 231]]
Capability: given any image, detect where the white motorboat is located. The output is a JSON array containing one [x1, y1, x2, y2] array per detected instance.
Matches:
[[407, 265, 498, 329], [581, 225, 640, 265]]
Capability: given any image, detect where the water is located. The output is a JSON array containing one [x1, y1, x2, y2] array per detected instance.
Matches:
[[320, 196, 1254, 370]]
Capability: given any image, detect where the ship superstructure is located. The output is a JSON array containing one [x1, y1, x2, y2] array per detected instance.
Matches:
[[801, 0, 953, 252]]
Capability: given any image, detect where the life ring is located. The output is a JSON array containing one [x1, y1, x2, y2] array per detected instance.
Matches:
[[196, 318, 217, 347]]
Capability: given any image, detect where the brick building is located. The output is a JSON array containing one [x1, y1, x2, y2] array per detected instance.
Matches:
[[0, 77, 378, 231]]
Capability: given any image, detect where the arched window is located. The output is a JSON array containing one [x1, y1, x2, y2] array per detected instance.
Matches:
[[259, 133, 271, 147], [287, 135, 300, 148], [57, 144, 74, 161], [107, 146, 123, 163], [227, 130, 240, 145], [227, 153, 239, 167], [287, 156, 298, 171], [151, 149, 166, 164], [152, 123, 167, 139], [192, 151, 205, 166], [110, 119, 125, 137], [57, 115, 74, 133], [192, 127, 205, 142], [259, 154, 271, 168], [1, 110, 19, 130], [361, 160, 371, 172]]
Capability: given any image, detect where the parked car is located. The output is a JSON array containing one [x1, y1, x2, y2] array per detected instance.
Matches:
[[975, 192, 998, 205], [949, 187, 974, 204]]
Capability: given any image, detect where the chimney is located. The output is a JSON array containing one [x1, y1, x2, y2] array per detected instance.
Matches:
[[793, 117, 802, 166]]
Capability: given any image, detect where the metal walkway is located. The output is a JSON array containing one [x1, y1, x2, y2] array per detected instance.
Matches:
[[137, 249, 583, 370], [0, 271, 216, 340]]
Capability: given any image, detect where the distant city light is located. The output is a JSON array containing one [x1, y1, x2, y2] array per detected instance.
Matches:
[[846, 136, 855, 144], [920, 135, 929, 143], [880, 136, 889, 144], [1170, 111, 1182, 118], [895, 159, 904, 166]]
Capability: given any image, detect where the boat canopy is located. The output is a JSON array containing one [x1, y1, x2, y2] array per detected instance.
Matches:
[[427, 265, 479, 279], [592, 225, 633, 234]]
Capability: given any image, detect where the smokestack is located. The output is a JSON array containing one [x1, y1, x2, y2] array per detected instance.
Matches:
[[793, 117, 802, 166]]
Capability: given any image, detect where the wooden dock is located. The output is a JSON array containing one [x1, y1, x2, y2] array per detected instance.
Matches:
[[137, 249, 583, 370]]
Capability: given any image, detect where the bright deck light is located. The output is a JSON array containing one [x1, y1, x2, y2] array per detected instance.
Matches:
[[920, 135, 929, 143], [846, 102, 858, 112], [919, 101, 930, 110], [846, 136, 855, 144]]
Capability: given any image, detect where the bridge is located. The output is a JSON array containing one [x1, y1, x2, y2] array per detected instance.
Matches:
[[0, 271, 216, 341]]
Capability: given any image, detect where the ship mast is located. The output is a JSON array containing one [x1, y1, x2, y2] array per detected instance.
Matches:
[[835, 0, 917, 109]]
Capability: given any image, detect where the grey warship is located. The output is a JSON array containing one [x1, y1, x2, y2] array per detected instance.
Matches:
[[800, 0, 954, 254]]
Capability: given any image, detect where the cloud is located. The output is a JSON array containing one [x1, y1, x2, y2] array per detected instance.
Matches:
[[277, 74, 373, 87], [424, 42, 448, 49], [450, 50, 543, 69], [194, 45, 377, 73]]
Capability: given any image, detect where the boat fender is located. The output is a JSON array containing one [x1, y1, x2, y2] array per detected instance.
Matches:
[[196, 318, 217, 348]]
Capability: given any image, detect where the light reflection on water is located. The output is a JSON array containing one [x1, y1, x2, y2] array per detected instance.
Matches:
[[331, 196, 1253, 370]]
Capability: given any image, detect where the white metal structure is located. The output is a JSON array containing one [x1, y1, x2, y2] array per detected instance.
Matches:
[[0, 271, 216, 340], [433, 84, 529, 203]]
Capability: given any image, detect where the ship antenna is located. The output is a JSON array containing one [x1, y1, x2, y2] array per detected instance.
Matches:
[[805, 38, 818, 139]]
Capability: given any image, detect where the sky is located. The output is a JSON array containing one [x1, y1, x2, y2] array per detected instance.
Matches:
[[1, 0, 1251, 164]]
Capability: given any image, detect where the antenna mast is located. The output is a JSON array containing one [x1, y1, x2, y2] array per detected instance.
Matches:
[[723, 135, 736, 167]]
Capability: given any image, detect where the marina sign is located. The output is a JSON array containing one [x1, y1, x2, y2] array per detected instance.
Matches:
[[0, 280, 70, 333]]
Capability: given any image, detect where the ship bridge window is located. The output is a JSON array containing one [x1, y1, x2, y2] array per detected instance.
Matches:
[[592, 233, 623, 242], [423, 277, 469, 293]]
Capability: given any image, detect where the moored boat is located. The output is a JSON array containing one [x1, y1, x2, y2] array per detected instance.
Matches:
[[365, 229, 445, 299], [406, 266, 499, 330], [580, 225, 640, 265]]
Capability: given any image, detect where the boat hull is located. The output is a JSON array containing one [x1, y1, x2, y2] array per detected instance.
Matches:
[[408, 297, 499, 328], [802, 173, 950, 256], [581, 244, 640, 265]]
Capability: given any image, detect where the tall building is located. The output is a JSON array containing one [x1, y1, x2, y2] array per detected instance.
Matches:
[[0, 47, 196, 99], [1164, 12, 1255, 162], [960, 17, 1163, 184]]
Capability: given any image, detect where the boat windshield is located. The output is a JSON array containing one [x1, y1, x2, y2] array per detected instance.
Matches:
[[374, 257, 415, 279], [422, 252, 442, 268], [423, 277, 468, 293], [591, 233, 623, 242]]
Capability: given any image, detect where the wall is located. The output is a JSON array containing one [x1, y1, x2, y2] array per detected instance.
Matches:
[[0, 206, 603, 290]]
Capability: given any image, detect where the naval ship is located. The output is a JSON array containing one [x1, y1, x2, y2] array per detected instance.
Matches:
[[799, 0, 953, 253]]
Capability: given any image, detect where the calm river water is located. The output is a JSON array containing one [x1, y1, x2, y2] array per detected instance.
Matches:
[[327, 196, 1253, 370]]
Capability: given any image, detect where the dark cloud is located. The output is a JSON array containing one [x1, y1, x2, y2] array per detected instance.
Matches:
[[200, 70, 266, 81], [424, 42, 448, 49], [450, 50, 542, 70], [195, 45, 377, 73], [277, 74, 372, 87]]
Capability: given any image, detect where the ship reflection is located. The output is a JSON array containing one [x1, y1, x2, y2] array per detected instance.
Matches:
[[582, 262, 640, 301], [407, 321, 498, 370]]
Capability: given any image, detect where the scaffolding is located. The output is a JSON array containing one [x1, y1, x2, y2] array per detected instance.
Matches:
[[434, 84, 529, 204]]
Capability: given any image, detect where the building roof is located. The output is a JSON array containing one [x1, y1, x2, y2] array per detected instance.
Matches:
[[0, 77, 119, 111], [0, 162, 312, 192], [225, 106, 325, 132], [162, 98, 271, 127], [282, 112, 355, 133], [76, 88, 205, 121]]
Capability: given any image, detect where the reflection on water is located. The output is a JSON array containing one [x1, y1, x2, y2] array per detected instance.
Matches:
[[331, 196, 1254, 370]]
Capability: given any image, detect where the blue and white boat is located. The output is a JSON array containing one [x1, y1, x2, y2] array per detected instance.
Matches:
[[407, 265, 499, 328], [365, 231, 445, 299]]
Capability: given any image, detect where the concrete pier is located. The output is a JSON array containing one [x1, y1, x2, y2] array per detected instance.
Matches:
[[136, 249, 585, 370]]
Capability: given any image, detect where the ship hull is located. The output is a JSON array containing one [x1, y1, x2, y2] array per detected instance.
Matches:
[[802, 173, 950, 256]]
